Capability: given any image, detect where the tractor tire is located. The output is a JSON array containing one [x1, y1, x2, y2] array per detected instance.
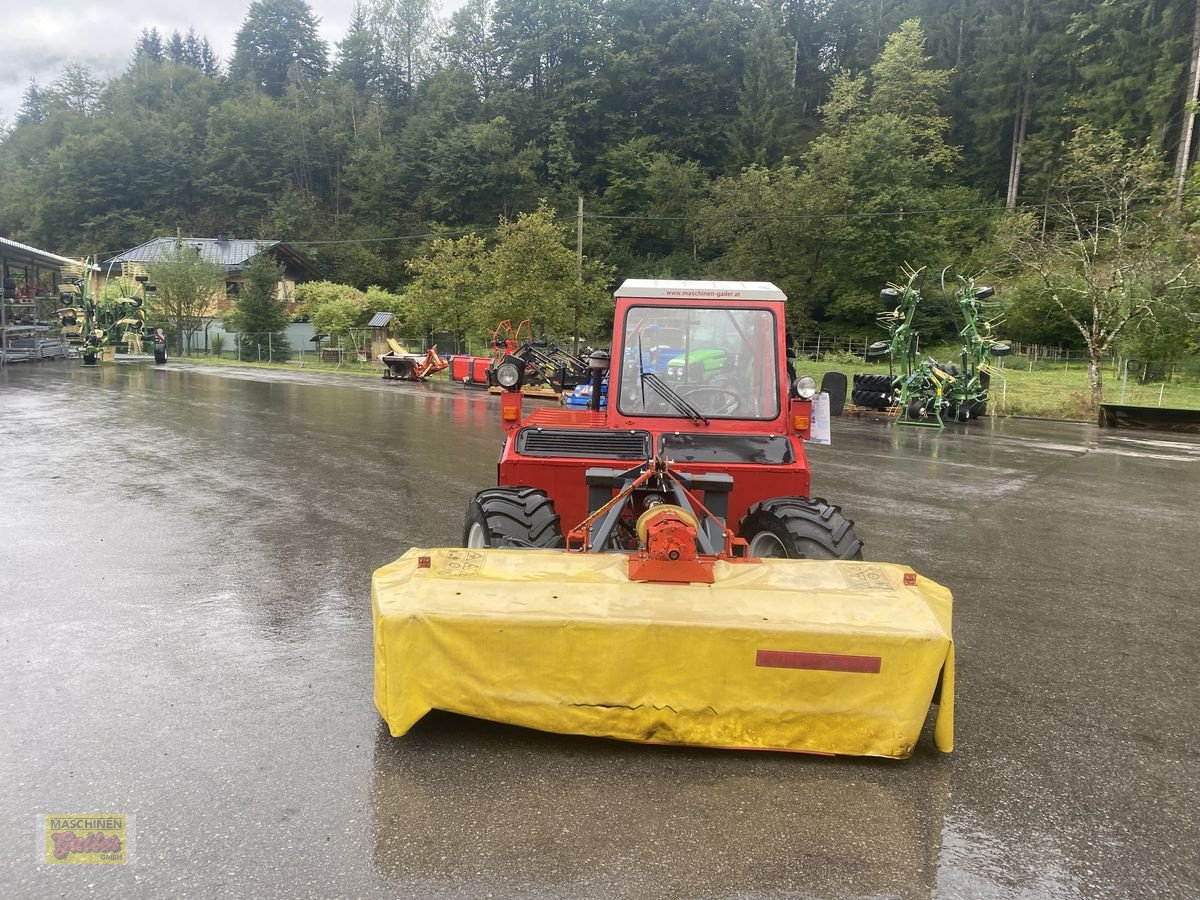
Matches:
[[853, 373, 894, 393], [906, 397, 931, 420], [949, 397, 987, 421], [852, 389, 893, 409], [463, 486, 564, 549], [739, 497, 864, 561]]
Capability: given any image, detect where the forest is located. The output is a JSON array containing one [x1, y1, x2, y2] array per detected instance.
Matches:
[[1, 0, 1199, 379]]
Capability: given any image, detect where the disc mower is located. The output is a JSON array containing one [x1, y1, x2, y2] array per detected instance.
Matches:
[[373, 280, 954, 758]]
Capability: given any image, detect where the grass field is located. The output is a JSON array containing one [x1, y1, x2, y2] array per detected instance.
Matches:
[[178, 351, 1200, 422], [802, 346, 1200, 420]]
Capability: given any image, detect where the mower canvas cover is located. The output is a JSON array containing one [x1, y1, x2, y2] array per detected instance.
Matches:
[[373, 549, 954, 759]]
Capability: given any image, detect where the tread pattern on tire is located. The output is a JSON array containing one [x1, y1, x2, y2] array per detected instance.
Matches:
[[851, 389, 893, 409], [739, 497, 865, 560], [853, 373, 895, 393], [464, 486, 564, 548], [852, 374, 896, 407]]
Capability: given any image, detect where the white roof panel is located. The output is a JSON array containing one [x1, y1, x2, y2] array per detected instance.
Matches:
[[0, 235, 93, 269], [614, 279, 786, 302]]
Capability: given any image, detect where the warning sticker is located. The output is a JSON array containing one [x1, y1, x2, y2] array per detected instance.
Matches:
[[839, 563, 895, 591], [436, 550, 485, 577]]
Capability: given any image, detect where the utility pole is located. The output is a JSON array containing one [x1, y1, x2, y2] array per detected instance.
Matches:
[[575, 195, 583, 354]]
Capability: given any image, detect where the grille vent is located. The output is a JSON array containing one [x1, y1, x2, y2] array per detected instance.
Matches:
[[517, 428, 650, 459]]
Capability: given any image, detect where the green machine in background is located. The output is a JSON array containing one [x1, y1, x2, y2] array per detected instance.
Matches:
[[60, 259, 157, 366], [854, 265, 1012, 427]]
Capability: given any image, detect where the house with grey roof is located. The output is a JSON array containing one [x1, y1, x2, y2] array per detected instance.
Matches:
[[105, 234, 318, 314]]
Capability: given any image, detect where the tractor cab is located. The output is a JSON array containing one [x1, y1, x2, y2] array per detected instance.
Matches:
[[616, 300, 781, 421]]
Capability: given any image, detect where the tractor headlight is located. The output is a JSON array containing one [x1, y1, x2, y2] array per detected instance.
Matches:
[[495, 356, 524, 390], [794, 375, 817, 399]]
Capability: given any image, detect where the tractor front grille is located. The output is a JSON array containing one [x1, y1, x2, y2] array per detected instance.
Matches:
[[516, 428, 651, 460]]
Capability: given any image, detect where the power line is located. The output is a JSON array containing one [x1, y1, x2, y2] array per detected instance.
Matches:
[[288, 227, 490, 246], [287, 195, 1195, 248], [587, 206, 1005, 222]]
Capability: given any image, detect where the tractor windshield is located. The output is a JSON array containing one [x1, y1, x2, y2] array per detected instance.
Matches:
[[617, 305, 780, 420]]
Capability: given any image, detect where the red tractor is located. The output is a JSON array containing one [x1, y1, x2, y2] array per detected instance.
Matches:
[[463, 279, 864, 561]]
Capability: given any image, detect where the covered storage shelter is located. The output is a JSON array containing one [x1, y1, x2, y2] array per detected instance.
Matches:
[[1, 235, 85, 364]]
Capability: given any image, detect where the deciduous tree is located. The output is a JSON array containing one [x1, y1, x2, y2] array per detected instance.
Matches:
[[483, 202, 612, 340], [406, 233, 489, 345], [149, 241, 227, 356], [1005, 126, 1195, 406]]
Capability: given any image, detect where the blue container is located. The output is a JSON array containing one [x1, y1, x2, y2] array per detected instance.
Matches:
[[564, 381, 608, 408]]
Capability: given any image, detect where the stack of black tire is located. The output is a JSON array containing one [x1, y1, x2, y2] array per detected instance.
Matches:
[[851, 373, 896, 409]]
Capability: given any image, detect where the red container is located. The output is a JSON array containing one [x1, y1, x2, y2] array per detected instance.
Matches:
[[450, 356, 472, 382], [470, 357, 491, 384]]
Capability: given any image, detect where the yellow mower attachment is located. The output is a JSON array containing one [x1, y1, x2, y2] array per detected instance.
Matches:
[[373, 548, 953, 759]]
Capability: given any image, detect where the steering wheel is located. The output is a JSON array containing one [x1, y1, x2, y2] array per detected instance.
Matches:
[[681, 386, 741, 415]]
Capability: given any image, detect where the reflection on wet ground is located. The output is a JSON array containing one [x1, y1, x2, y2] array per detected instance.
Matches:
[[1, 360, 1197, 898]]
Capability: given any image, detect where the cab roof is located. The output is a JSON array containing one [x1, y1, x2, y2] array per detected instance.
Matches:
[[615, 279, 786, 302]]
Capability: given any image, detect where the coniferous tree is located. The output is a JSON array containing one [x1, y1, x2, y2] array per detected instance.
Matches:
[[168, 30, 186, 65], [182, 28, 203, 68], [729, 7, 796, 169], [132, 28, 165, 66], [230, 0, 330, 96], [335, 4, 385, 95], [16, 79, 48, 126], [199, 39, 222, 77], [224, 252, 293, 361]]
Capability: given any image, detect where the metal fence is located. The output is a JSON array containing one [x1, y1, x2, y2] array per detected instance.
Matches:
[[193, 330, 478, 372], [179, 327, 1199, 417]]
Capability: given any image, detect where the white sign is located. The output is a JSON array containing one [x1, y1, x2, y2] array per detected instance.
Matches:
[[809, 392, 832, 445]]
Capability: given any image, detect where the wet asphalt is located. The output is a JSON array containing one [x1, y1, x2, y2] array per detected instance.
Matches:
[[0, 360, 1197, 899]]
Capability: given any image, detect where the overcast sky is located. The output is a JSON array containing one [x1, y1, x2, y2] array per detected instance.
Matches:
[[0, 1, 464, 123]]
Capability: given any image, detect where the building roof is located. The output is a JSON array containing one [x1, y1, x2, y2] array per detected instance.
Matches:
[[0, 235, 93, 269], [367, 312, 395, 328], [106, 237, 318, 277]]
